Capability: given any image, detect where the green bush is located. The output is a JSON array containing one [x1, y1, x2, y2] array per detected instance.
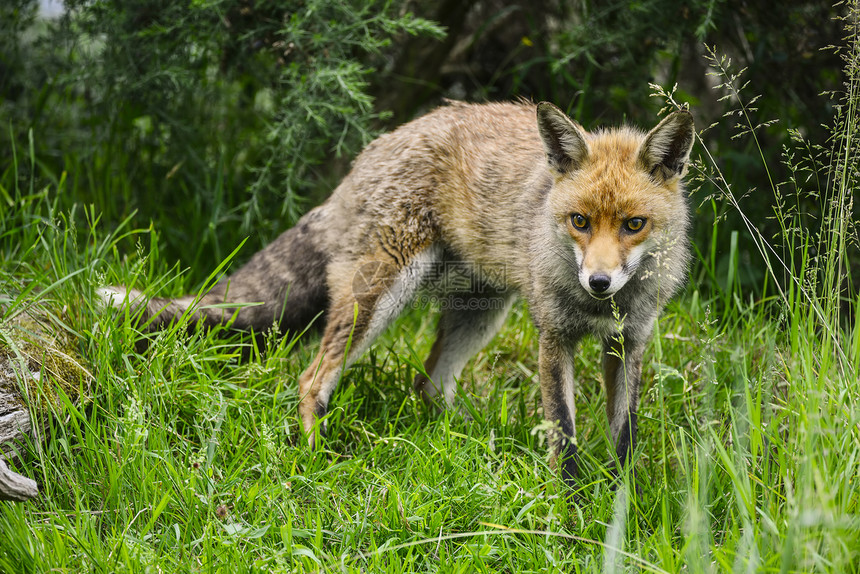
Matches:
[[0, 0, 850, 296], [2, 0, 442, 274]]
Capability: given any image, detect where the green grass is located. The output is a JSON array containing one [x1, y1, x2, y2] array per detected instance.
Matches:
[[1, 155, 858, 573], [2, 45, 860, 574]]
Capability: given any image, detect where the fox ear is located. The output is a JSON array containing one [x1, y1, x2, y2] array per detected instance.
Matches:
[[536, 102, 589, 173], [638, 110, 695, 182]]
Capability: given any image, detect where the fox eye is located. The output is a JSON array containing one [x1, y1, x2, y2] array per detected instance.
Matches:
[[625, 217, 646, 232], [570, 213, 589, 230]]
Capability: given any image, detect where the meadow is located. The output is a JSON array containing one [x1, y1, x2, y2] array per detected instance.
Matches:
[[1, 2, 859, 572]]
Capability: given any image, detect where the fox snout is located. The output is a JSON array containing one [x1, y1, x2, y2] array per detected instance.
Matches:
[[579, 264, 629, 298], [588, 273, 612, 293], [571, 234, 633, 298]]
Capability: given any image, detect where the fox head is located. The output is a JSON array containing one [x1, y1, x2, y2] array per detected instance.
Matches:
[[536, 102, 695, 299]]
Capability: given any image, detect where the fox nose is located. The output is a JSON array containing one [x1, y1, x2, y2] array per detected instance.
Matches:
[[588, 273, 611, 293]]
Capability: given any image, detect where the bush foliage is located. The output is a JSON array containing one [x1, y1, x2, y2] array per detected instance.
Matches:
[[2, 0, 443, 268], [1, 0, 847, 293]]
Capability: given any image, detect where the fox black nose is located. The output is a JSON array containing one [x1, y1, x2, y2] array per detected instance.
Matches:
[[589, 273, 611, 293]]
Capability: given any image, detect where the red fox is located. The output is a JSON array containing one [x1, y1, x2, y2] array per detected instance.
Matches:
[[100, 101, 694, 486]]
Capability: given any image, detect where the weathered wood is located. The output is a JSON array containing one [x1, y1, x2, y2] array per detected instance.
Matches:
[[0, 307, 92, 502], [1, 361, 36, 444], [0, 455, 38, 501], [0, 362, 40, 500], [0, 406, 32, 450]]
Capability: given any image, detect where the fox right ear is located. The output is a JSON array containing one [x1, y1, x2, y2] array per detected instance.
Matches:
[[536, 102, 589, 173]]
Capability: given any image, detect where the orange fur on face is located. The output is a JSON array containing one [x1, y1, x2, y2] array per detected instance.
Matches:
[[547, 128, 689, 295]]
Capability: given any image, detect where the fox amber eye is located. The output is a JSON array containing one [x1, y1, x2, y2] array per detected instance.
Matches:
[[625, 217, 646, 232], [571, 213, 589, 230]]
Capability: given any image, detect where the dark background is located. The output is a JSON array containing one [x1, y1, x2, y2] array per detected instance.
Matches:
[[0, 0, 848, 298]]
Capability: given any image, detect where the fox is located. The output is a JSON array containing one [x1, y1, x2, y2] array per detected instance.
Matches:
[[99, 100, 695, 486]]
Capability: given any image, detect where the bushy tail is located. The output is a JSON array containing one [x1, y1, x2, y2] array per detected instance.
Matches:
[[96, 285, 249, 332], [98, 206, 334, 335]]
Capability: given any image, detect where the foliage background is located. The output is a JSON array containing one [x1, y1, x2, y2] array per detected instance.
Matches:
[[1, 1, 859, 572], [1, 0, 846, 294]]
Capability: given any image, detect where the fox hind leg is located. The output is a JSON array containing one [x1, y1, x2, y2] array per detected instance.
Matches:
[[414, 289, 514, 408], [297, 247, 440, 447]]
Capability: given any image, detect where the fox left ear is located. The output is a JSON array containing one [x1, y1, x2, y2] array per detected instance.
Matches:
[[638, 110, 695, 182]]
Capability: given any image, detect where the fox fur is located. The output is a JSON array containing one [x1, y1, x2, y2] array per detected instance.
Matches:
[[100, 100, 695, 486]]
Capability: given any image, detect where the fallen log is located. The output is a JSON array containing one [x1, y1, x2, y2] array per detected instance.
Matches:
[[0, 307, 92, 501], [0, 367, 37, 501], [0, 456, 38, 502]]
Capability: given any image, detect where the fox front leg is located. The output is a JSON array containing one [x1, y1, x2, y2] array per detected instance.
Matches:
[[602, 333, 647, 470], [538, 333, 579, 487]]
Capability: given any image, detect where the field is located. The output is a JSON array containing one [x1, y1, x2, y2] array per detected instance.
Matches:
[[2, 115, 858, 574], [1, 2, 859, 572]]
